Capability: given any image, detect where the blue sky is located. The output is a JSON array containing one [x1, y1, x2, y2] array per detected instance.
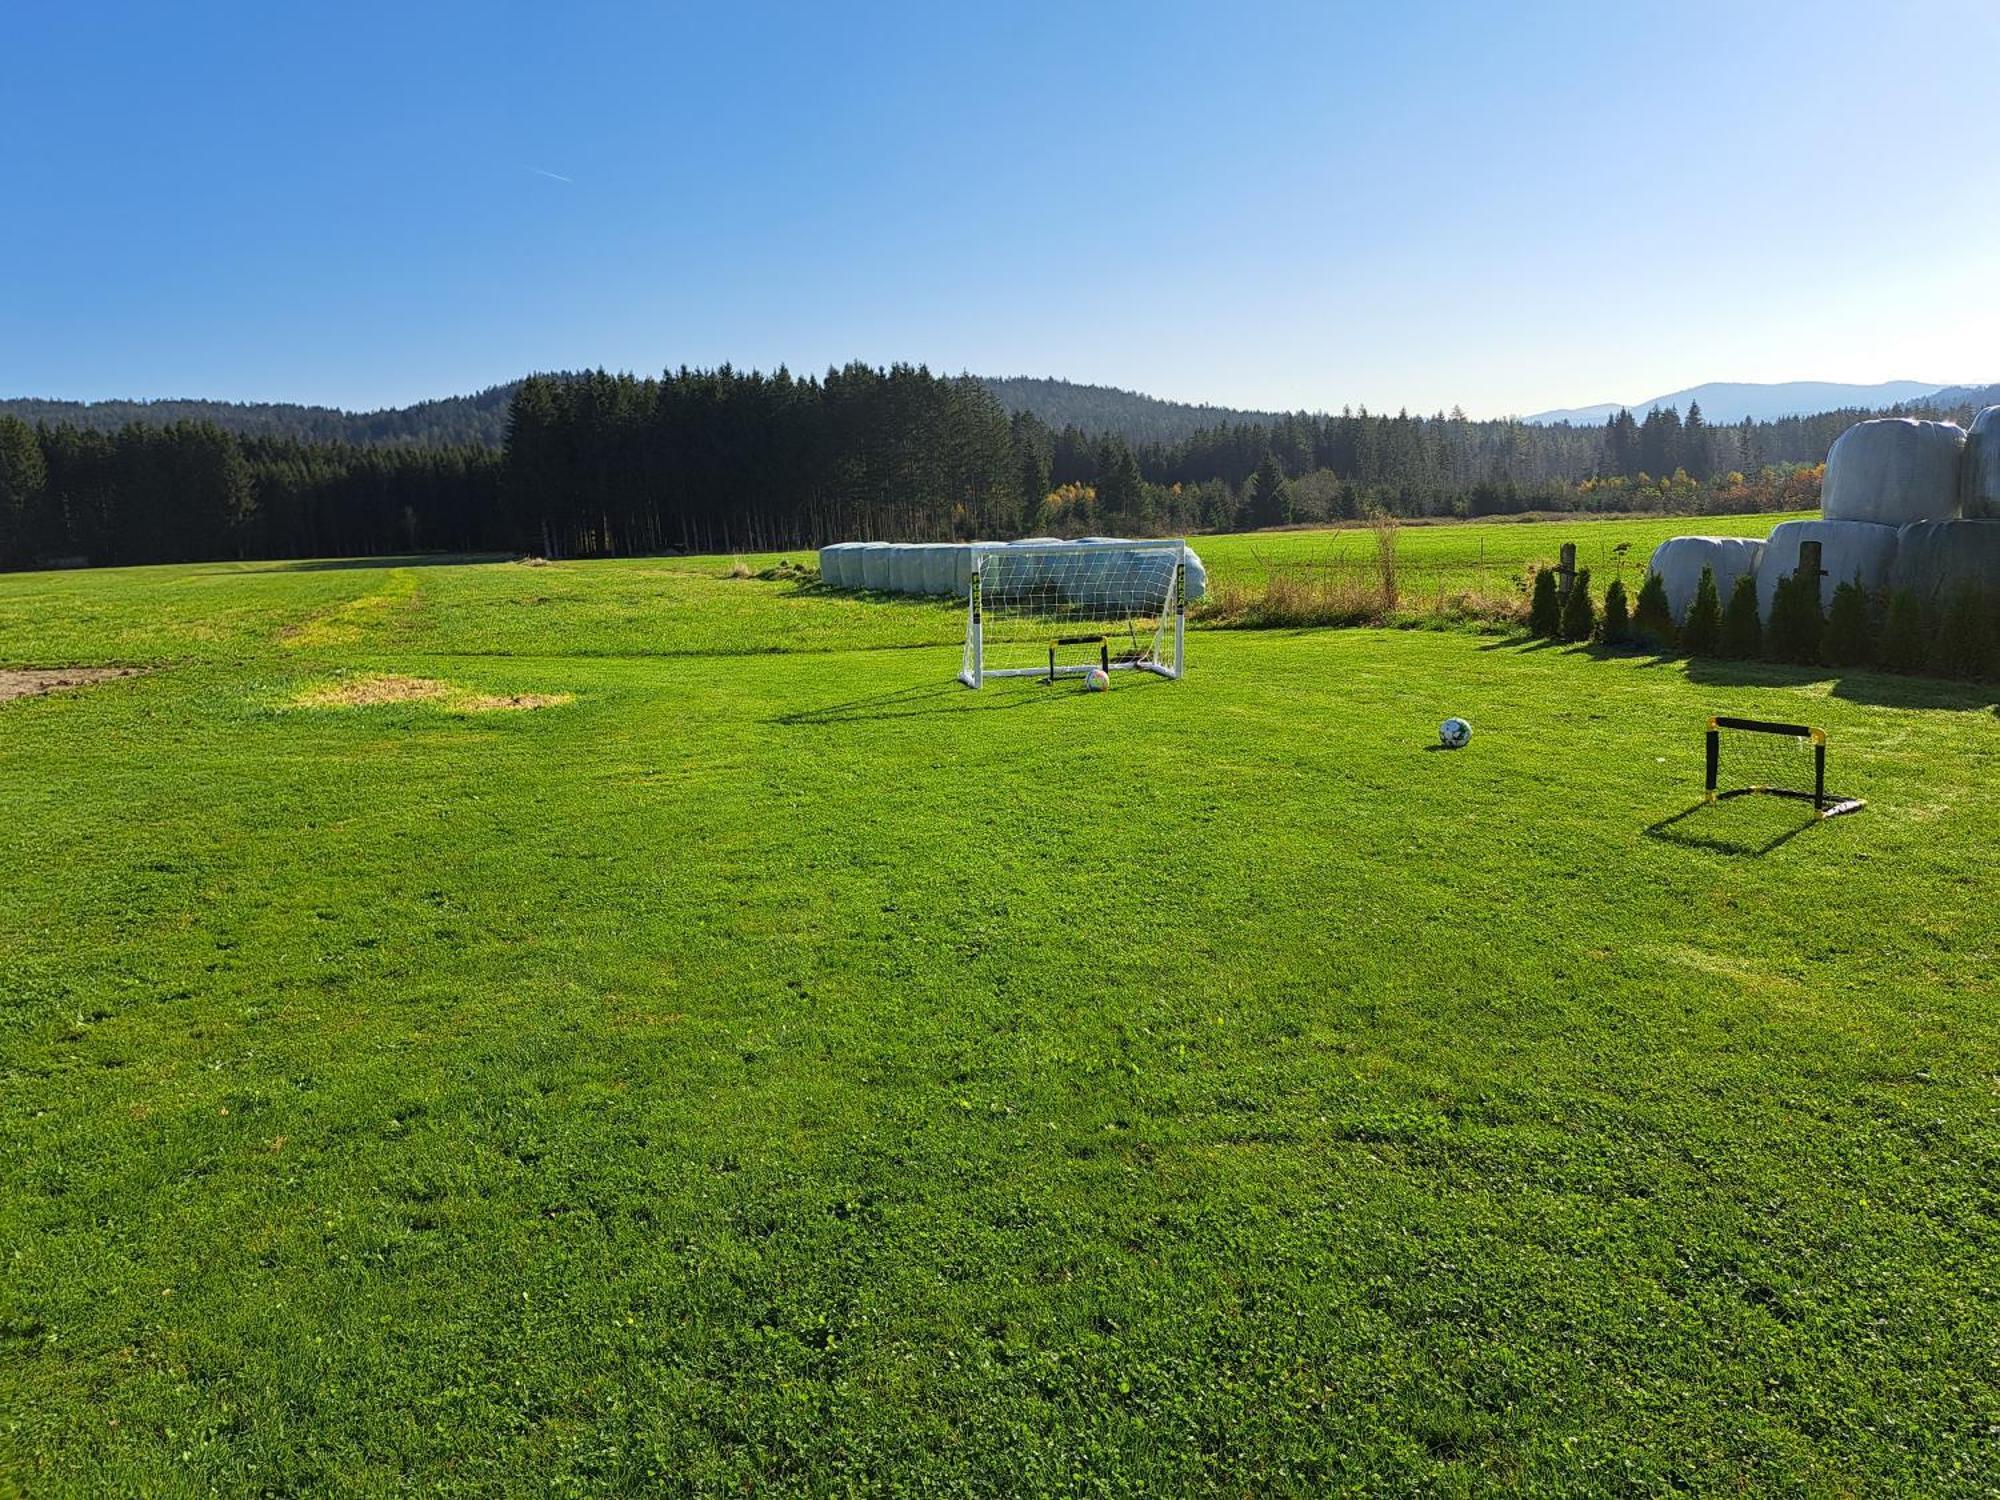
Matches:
[[6, 0, 1998, 417]]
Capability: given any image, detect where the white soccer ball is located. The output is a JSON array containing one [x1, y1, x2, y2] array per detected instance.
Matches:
[[1084, 667, 1110, 692], [1439, 716, 1472, 750]]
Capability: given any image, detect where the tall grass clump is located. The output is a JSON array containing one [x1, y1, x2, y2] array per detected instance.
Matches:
[[1372, 512, 1400, 611]]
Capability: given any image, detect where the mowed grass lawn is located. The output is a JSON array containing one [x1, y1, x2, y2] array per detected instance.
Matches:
[[2, 522, 1997, 1495]]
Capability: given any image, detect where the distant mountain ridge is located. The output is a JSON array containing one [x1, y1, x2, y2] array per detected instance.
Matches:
[[1524, 379, 1955, 426]]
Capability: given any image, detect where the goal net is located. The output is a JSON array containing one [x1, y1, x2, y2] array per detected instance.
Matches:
[[1705, 716, 1864, 818], [961, 539, 1187, 687]]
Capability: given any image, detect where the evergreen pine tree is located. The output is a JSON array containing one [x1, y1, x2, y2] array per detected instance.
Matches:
[[1720, 574, 1762, 658], [1766, 573, 1824, 663], [1681, 567, 1722, 655], [1528, 566, 1561, 636], [1243, 454, 1291, 529], [0, 415, 50, 567], [1599, 577, 1630, 644], [1633, 571, 1675, 647], [1877, 588, 1928, 672], [1820, 576, 1873, 666], [1559, 567, 1595, 642], [1682, 400, 1711, 481]]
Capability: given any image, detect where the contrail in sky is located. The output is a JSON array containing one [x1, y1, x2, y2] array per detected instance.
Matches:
[[524, 166, 574, 183]]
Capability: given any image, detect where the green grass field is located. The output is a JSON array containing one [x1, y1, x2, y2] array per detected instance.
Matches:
[[3, 517, 1997, 1495]]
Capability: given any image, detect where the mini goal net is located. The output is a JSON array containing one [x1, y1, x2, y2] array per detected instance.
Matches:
[[961, 539, 1187, 687], [1705, 716, 1864, 818]]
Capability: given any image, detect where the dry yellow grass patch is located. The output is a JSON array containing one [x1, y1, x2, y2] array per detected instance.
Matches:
[[1, 666, 145, 704], [290, 675, 572, 712]]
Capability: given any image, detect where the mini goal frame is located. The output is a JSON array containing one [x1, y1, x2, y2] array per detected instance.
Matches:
[[960, 539, 1187, 688], [1705, 716, 1864, 818]]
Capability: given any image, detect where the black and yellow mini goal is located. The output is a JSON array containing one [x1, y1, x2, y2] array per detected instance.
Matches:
[[1705, 716, 1864, 818]]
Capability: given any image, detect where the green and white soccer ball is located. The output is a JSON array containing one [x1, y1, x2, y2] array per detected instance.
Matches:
[[1084, 667, 1111, 692], [1439, 716, 1472, 749]]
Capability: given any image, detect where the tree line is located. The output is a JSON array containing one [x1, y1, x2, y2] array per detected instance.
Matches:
[[4, 363, 1993, 570]]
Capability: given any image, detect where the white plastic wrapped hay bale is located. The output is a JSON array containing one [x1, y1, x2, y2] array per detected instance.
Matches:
[[888, 544, 927, 593], [858, 542, 895, 591], [1069, 536, 1125, 602], [1183, 546, 1208, 602], [1646, 535, 1766, 623], [1820, 417, 1966, 526], [1890, 519, 2000, 603], [943, 543, 989, 597], [919, 544, 956, 595], [818, 542, 862, 588], [1753, 519, 1898, 618], [1962, 406, 2000, 520]]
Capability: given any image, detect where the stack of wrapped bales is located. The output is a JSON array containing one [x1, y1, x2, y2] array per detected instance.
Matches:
[[1651, 409, 2000, 623]]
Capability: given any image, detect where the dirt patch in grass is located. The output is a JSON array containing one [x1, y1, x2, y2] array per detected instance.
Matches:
[[0, 667, 144, 704], [290, 675, 573, 712]]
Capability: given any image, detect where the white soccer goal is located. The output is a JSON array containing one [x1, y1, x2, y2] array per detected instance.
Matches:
[[960, 539, 1187, 687]]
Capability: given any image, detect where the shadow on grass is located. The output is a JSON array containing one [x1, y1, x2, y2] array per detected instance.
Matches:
[[772, 674, 1168, 726], [1681, 656, 2000, 712], [1644, 799, 1822, 858], [1482, 633, 2000, 711]]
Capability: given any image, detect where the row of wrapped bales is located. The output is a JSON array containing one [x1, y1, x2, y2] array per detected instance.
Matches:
[[1753, 519, 1898, 618], [1821, 417, 1968, 526], [815, 538, 1209, 601], [1648, 535, 1765, 622]]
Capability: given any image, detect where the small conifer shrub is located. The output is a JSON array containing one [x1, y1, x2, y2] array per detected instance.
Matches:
[[1820, 576, 1873, 666], [1559, 567, 1595, 642], [1528, 567, 1560, 637], [1681, 567, 1722, 656], [1632, 571, 1674, 648], [1877, 588, 1928, 673], [1766, 573, 1824, 664], [1720, 574, 1762, 659], [1599, 578, 1631, 644]]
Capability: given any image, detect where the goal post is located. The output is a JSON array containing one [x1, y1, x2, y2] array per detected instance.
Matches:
[[1705, 716, 1864, 818], [960, 539, 1187, 687]]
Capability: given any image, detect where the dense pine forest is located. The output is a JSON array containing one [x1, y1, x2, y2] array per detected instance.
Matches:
[[4, 366, 1998, 570]]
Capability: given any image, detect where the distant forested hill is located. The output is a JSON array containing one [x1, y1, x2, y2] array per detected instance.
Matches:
[[1914, 383, 2000, 414], [0, 385, 518, 447], [977, 376, 1287, 444], [2, 375, 1285, 450]]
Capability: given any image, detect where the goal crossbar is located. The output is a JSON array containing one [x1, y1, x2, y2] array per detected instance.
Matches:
[[960, 539, 1187, 687], [1704, 716, 1864, 818]]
